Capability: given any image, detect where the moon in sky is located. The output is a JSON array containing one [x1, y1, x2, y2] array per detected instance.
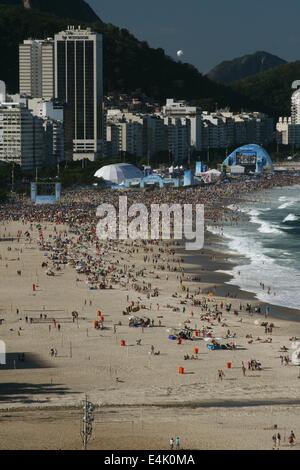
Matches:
[[176, 50, 184, 58]]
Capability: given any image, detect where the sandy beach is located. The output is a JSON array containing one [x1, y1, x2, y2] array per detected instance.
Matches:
[[0, 199, 300, 449]]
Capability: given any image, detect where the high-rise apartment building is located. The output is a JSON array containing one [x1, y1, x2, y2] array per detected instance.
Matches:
[[291, 89, 300, 125], [277, 88, 300, 148], [164, 116, 191, 163], [202, 111, 273, 150], [0, 80, 6, 103], [162, 99, 202, 151], [28, 98, 65, 164], [276, 117, 300, 148], [19, 39, 54, 99], [54, 26, 103, 160], [0, 102, 46, 170], [106, 111, 168, 159]]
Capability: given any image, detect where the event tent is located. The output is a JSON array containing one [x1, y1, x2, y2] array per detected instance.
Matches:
[[94, 163, 143, 185]]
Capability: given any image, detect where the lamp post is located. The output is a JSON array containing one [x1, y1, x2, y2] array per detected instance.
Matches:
[[80, 396, 95, 450], [11, 162, 15, 193]]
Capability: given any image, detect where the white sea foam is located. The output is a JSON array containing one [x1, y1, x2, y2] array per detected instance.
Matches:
[[207, 225, 300, 311], [278, 195, 300, 210], [279, 201, 295, 210], [241, 208, 282, 235], [283, 213, 299, 223], [207, 188, 300, 310], [207, 225, 224, 236]]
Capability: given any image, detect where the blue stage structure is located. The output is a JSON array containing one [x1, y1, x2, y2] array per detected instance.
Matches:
[[223, 144, 273, 174], [31, 182, 62, 205], [195, 161, 206, 175], [183, 169, 193, 186]]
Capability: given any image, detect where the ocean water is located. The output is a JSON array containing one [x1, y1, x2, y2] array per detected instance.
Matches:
[[207, 185, 300, 311]]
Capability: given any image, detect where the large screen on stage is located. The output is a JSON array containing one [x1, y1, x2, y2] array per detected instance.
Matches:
[[31, 183, 62, 205], [236, 152, 257, 166]]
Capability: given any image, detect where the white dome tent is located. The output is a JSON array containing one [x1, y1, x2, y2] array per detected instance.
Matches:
[[94, 163, 143, 185], [291, 349, 300, 366]]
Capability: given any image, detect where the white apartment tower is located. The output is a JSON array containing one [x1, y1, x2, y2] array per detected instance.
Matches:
[[0, 80, 6, 103], [163, 99, 202, 151], [291, 89, 300, 125], [28, 98, 65, 164], [54, 26, 103, 161], [0, 103, 46, 170], [116, 121, 144, 157], [164, 116, 191, 163], [276, 88, 300, 148], [19, 39, 54, 100]]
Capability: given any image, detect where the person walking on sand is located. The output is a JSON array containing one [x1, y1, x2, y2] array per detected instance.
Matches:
[[218, 370, 225, 381], [288, 431, 296, 446], [175, 436, 180, 450], [169, 437, 174, 450]]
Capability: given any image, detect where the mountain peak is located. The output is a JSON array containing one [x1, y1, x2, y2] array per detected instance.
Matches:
[[208, 51, 287, 84], [0, 0, 101, 23]]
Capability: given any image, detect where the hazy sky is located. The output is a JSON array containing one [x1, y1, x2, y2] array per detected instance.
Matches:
[[87, 0, 300, 72]]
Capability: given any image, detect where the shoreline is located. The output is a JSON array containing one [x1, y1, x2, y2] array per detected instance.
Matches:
[[190, 182, 300, 321], [182, 240, 300, 324]]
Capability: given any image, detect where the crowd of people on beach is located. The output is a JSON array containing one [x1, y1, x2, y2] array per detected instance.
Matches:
[[1, 172, 300, 449]]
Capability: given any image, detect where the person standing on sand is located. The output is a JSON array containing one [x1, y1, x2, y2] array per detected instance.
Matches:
[[218, 370, 225, 381], [288, 431, 296, 446], [169, 437, 174, 450], [175, 436, 180, 450], [242, 362, 246, 377], [276, 433, 281, 449]]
